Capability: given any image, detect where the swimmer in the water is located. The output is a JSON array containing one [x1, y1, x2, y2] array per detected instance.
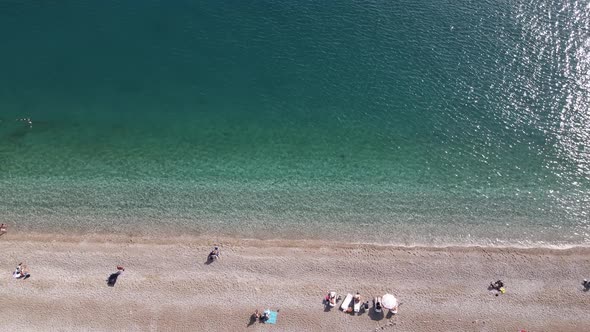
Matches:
[[16, 118, 32, 128]]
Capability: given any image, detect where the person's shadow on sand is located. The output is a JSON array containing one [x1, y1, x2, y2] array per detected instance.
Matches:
[[246, 313, 258, 327], [369, 308, 384, 321], [107, 271, 121, 287]]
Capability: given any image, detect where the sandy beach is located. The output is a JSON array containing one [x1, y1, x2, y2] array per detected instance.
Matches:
[[0, 233, 589, 332]]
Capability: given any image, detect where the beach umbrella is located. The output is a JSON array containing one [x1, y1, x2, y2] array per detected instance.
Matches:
[[381, 293, 398, 310]]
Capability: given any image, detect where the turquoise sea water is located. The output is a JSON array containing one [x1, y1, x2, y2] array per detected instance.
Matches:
[[0, 0, 589, 246]]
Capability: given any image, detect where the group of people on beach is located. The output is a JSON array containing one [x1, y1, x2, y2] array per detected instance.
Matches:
[[4, 236, 590, 330], [326, 291, 394, 315]]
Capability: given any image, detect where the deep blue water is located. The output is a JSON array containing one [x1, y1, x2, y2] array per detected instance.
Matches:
[[0, 0, 589, 246]]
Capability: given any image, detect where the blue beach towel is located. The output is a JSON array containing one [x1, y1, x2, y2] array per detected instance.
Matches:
[[264, 310, 278, 324]]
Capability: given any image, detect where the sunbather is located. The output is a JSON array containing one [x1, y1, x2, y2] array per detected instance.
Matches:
[[325, 291, 337, 306], [13, 263, 30, 279], [353, 292, 362, 313], [21, 265, 30, 279], [260, 311, 269, 323], [13, 263, 22, 278], [583, 279, 590, 291], [374, 297, 382, 313]]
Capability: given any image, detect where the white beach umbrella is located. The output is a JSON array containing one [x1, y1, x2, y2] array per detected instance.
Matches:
[[381, 293, 398, 310]]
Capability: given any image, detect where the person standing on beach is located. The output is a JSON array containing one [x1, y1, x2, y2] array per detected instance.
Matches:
[[0, 223, 7, 235]]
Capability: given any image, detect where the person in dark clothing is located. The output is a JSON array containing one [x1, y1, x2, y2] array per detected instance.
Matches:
[[208, 246, 220, 262], [490, 280, 504, 290], [107, 266, 125, 287]]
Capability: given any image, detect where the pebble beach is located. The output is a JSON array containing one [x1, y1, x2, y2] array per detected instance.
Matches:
[[1, 233, 589, 331]]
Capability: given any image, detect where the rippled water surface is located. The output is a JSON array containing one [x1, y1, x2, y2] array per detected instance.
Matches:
[[0, 0, 588, 246]]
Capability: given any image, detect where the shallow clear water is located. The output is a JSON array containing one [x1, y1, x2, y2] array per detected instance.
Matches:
[[0, 0, 589, 246]]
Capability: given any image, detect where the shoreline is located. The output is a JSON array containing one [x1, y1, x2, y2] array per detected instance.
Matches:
[[4, 206, 588, 248], [1, 232, 590, 331], [4, 230, 590, 252]]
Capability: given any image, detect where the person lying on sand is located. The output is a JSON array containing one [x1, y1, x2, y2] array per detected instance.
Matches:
[[21, 265, 30, 279], [325, 291, 337, 306], [583, 279, 590, 291], [13, 263, 30, 279], [13, 263, 22, 278]]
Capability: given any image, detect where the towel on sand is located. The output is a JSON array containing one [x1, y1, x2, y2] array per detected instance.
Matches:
[[264, 310, 278, 324]]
